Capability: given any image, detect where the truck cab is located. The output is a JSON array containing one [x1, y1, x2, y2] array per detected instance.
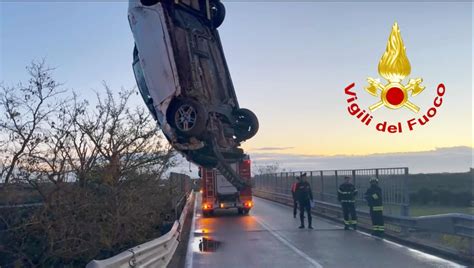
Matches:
[[200, 156, 252, 216]]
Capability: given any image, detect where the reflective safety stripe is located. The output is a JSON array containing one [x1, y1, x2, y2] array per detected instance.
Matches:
[[372, 206, 383, 211], [373, 225, 385, 231], [341, 200, 355, 203], [344, 220, 350, 224], [349, 220, 357, 224], [339, 190, 352, 194], [372, 194, 379, 199]]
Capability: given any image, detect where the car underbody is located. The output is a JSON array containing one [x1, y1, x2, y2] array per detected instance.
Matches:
[[129, 0, 258, 188]]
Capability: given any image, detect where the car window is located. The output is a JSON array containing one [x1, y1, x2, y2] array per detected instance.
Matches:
[[133, 48, 158, 121]]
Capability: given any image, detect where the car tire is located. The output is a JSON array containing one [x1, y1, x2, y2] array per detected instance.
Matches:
[[233, 108, 259, 142], [243, 209, 250, 215], [168, 99, 208, 137], [237, 208, 243, 215], [140, 0, 159, 6], [210, 1, 225, 28]]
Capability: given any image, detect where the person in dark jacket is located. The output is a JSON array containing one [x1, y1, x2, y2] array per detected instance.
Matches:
[[295, 173, 313, 229], [291, 176, 299, 218], [338, 176, 358, 230], [365, 177, 384, 237]]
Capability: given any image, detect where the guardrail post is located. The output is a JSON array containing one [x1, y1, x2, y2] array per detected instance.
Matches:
[[351, 170, 356, 188], [398, 168, 410, 237], [470, 234, 474, 260], [401, 168, 410, 217], [277, 173, 280, 193], [262, 174, 266, 191], [335, 170, 338, 194], [320, 171, 324, 201], [275, 173, 278, 192]]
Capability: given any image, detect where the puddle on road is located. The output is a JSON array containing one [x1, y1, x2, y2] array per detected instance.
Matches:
[[194, 229, 209, 235], [191, 231, 221, 253], [191, 236, 221, 253], [198, 237, 220, 252]]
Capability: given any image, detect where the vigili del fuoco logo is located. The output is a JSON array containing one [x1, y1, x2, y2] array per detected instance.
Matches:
[[344, 22, 445, 133]]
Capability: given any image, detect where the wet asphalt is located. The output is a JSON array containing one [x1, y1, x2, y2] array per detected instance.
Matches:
[[185, 194, 464, 268]]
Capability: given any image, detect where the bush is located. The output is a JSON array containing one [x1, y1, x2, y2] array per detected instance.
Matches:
[[452, 192, 472, 207], [416, 188, 433, 205], [411, 188, 472, 207], [435, 190, 453, 205], [0, 179, 182, 267]]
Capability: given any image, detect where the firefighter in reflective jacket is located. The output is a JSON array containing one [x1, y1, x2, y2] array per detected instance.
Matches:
[[365, 177, 384, 236], [338, 176, 358, 230]]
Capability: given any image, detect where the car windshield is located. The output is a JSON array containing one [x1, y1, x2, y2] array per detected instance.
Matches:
[[133, 47, 158, 120]]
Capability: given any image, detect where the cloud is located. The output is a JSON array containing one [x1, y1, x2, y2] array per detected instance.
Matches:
[[165, 146, 473, 177], [250, 146, 473, 174], [251, 147, 295, 151]]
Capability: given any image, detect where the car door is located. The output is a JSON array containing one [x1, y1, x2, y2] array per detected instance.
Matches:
[[128, 4, 181, 107]]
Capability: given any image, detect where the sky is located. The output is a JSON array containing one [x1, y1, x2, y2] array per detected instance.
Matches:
[[1, 1, 472, 174]]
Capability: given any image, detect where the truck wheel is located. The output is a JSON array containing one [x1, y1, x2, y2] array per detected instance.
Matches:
[[243, 209, 250, 215], [233, 108, 259, 142], [140, 0, 159, 6], [168, 99, 207, 137], [237, 208, 243, 215], [210, 1, 225, 28]]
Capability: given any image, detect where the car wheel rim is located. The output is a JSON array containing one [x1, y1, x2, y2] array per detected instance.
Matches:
[[236, 116, 251, 132], [175, 105, 197, 131]]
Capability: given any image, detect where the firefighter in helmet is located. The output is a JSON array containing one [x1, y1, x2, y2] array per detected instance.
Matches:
[[365, 177, 384, 237], [338, 176, 358, 230]]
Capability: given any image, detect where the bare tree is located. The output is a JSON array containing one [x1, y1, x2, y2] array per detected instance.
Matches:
[[0, 60, 65, 184], [58, 96, 100, 186], [1, 62, 182, 267], [253, 161, 282, 176], [73, 85, 175, 185]]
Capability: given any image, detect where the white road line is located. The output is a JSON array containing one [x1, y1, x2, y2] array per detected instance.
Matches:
[[355, 230, 465, 268], [184, 194, 198, 268], [254, 216, 323, 268]]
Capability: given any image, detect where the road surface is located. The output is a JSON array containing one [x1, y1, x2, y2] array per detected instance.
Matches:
[[185, 194, 464, 268]]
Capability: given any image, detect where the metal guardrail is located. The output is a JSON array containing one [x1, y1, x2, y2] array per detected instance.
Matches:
[[86, 191, 195, 268], [253, 189, 474, 263], [254, 167, 410, 216]]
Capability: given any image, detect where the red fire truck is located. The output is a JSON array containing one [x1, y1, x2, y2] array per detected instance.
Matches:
[[200, 156, 253, 216]]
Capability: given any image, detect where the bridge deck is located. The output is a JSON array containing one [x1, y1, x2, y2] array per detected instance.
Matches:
[[186, 194, 463, 268]]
